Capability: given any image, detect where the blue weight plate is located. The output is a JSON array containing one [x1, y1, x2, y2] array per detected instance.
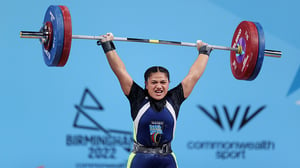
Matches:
[[42, 5, 64, 66], [247, 22, 265, 80]]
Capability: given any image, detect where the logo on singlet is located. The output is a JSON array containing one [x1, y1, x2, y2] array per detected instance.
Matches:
[[149, 121, 164, 145]]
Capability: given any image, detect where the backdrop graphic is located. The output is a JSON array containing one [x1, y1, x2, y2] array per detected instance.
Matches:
[[1, 0, 299, 168]]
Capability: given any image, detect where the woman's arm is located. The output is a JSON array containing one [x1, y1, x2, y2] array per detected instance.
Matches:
[[100, 33, 133, 96], [181, 40, 212, 98]]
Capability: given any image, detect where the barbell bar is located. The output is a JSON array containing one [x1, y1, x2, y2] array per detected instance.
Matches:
[[20, 31, 281, 57]]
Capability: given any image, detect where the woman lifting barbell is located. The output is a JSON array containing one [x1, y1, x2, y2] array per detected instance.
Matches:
[[98, 32, 211, 168]]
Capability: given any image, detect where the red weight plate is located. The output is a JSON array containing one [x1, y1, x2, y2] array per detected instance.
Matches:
[[57, 5, 72, 67], [230, 21, 259, 80]]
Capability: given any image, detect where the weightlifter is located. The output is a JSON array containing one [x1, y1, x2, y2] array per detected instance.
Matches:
[[98, 32, 212, 168]]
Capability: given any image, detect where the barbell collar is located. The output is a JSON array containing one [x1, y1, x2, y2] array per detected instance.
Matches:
[[20, 31, 45, 38]]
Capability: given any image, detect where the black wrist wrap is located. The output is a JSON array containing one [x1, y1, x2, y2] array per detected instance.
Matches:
[[97, 41, 116, 54], [199, 45, 212, 56]]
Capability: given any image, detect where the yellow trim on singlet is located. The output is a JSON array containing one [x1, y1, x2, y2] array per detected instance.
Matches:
[[127, 152, 136, 168], [171, 152, 179, 168]]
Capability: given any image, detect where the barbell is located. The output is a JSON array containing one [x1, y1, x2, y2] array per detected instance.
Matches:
[[20, 5, 282, 81]]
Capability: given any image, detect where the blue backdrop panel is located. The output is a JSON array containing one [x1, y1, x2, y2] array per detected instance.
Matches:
[[0, 0, 299, 168]]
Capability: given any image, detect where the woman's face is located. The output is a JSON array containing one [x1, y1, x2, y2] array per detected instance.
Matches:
[[145, 72, 170, 100]]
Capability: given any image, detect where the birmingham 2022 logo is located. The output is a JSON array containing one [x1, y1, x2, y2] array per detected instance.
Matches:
[[66, 88, 133, 168], [187, 105, 276, 160]]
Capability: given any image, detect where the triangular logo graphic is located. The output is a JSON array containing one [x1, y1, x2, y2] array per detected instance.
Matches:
[[70, 88, 133, 154], [80, 88, 104, 110], [287, 65, 300, 96], [73, 88, 109, 134]]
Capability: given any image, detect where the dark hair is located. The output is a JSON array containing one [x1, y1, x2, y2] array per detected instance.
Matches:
[[144, 66, 170, 82]]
